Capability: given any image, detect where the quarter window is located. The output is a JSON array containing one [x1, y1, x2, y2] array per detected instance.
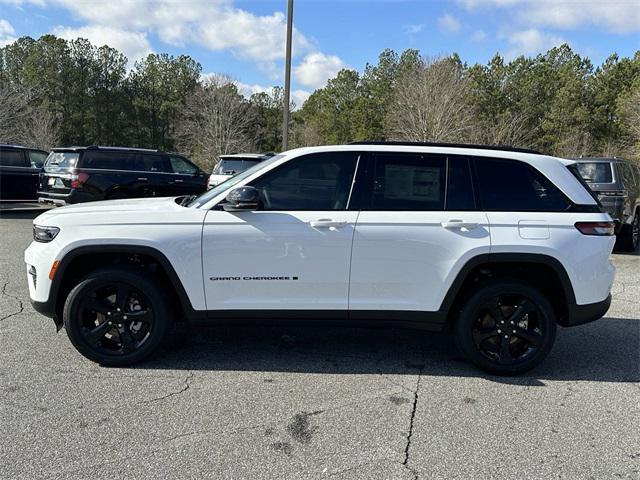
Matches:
[[0, 149, 27, 167], [250, 152, 359, 210], [476, 158, 570, 211], [368, 153, 446, 211]]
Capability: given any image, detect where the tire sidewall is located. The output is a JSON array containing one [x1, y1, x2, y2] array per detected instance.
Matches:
[[454, 280, 557, 375], [63, 268, 171, 366]]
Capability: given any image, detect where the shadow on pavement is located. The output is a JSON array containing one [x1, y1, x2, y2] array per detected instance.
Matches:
[[138, 316, 640, 385]]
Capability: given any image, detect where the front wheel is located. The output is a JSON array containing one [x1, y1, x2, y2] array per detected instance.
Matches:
[[453, 280, 557, 375], [63, 267, 172, 366]]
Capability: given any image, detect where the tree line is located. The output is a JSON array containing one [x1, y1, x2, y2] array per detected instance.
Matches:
[[1, 35, 638, 170]]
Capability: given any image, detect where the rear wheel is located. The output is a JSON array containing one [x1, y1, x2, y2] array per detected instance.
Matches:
[[63, 267, 172, 366], [618, 211, 639, 252], [453, 280, 557, 375]]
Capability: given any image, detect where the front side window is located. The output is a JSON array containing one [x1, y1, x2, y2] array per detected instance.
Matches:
[[0, 149, 27, 167], [367, 153, 446, 211], [170, 156, 198, 174], [28, 151, 48, 168], [250, 152, 359, 210], [476, 158, 570, 212]]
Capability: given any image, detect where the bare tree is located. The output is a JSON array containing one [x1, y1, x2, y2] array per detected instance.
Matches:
[[176, 75, 257, 170], [473, 111, 534, 148], [21, 106, 61, 150], [0, 84, 33, 145], [617, 84, 640, 159], [385, 57, 475, 142]]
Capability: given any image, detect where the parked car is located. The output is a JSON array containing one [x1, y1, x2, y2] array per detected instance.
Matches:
[[0, 144, 48, 202], [37, 146, 207, 205], [26, 142, 615, 374], [572, 157, 640, 251], [208, 153, 270, 189]]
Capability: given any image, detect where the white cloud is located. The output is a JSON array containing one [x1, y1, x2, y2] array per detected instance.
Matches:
[[294, 52, 346, 89], [0, 18, 16, 47], [235, 81, 272, 98], [437, 13, 462, 33], [472, 29, 487, 41], [505, 28, 565, 59], [403, 24, 424, 35], [457, 0, 640, 33], [53, 25, 152, 65], [291, 89, 311, 108]]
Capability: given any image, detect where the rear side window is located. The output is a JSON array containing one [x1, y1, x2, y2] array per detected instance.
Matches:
[[0, 149, 27, 167], [476, 158, 570, 212], [575, 162, 613, 183], [170, 156, 198, 174], [28, 151, 48, 168], [618, 162, 637, 186], [369, 153, 446, 211], [82, 151, 138, 170], [44, 152, 79, 170]]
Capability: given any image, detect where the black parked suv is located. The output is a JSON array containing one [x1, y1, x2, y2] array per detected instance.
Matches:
[[574, 157, 640, 251], [38, 146, 207, 205], [0, 145, 49, 201]]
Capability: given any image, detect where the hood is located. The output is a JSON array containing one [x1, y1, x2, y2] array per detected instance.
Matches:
[[33, 196, 195, 227]]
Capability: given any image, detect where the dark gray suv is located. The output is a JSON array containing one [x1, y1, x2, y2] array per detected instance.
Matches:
[[574, 157, 640, 251]]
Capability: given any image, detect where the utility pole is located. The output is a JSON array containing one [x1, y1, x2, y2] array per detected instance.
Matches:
[[282, 0, 293, 151]]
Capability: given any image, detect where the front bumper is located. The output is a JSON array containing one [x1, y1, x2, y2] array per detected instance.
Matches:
[[565, 294, 612, 327]]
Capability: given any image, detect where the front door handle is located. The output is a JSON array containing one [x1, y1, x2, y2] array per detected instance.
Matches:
[[137, 177, 148, 181], [174, 179, 184, 183], [441, 219, 479, 230], [310, 219, 348, 229]]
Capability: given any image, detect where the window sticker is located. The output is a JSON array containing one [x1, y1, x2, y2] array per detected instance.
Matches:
[[385, 164, 440, 201]]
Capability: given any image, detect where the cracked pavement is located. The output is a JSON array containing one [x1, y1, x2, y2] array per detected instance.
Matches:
[[1, 211, 639, 479]]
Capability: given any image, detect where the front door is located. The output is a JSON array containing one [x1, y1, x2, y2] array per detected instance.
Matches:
[[349, 153, 491, 314], [202, 151, 360, 313]]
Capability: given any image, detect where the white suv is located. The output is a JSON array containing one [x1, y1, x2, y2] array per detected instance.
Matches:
[[25, 143, 616, 374]]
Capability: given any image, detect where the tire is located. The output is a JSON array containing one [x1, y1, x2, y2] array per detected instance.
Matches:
[[453, 280, 557, 375], [63, 267, 172, 366], [617, 211, 639, 252]]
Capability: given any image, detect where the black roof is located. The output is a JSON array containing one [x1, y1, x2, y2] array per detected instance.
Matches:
[[348, 141, 541, 155], [52, 145, 161, 153], [0, 144, 47, 152]]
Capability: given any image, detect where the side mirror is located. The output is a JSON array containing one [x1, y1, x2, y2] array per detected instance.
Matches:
[[223, 186, 260, 212]]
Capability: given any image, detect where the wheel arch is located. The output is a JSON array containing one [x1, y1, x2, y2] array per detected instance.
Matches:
[[49, 245, 203, 326], [440, 253, 577, 326]]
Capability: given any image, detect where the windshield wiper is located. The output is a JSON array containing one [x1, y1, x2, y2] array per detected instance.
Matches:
[[179, 195, 197, 206]]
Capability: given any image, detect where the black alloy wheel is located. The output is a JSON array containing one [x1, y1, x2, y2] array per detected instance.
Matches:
[[63, 267, 171, 366], [454, 281, 556, 375]]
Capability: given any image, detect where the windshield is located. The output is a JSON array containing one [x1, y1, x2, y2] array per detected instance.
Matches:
[[575, 162, 613, 183], [213, 158, 262, 175], [189, 154, 285, 208], [44, 152, 79, 171]]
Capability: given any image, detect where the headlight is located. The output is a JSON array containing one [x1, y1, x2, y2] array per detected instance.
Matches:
[[33, 225, 60, 243]]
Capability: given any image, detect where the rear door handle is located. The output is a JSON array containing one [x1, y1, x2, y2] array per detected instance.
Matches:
[[173, 179, 184, 183], [310, 219, 348, 229], [137, 177, 148, 181], [441, 219, 479, 230]]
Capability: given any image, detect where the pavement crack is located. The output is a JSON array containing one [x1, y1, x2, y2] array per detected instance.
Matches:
[[402, 363, 424, 480], [0, 281, 24, 323], [145, 371, 194, 403]]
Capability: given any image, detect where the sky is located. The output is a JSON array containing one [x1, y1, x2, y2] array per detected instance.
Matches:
[[1, 0, 639, 106]]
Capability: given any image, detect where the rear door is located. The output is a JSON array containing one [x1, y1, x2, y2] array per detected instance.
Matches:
[[0, 148, 32, 200], [349, 153, 491, 317], [138, 153, 173, 197]]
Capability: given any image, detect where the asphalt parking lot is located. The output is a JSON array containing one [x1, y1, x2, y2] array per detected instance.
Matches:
[[0, 210, 638, 480]]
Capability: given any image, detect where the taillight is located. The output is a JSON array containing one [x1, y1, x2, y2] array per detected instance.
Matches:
[[70, 173, 89, 189], [575, 221, 615, 236]]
